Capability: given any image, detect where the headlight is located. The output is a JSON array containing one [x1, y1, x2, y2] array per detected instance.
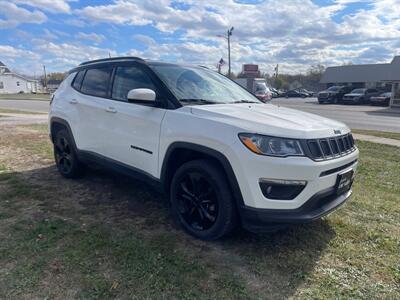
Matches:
[[239, 133, 304, 157]]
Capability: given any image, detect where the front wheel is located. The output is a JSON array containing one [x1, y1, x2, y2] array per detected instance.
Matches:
[[170, 160, 237, 240]]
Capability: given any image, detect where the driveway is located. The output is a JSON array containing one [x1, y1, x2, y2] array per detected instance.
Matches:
[[272, 98, 400, 132]]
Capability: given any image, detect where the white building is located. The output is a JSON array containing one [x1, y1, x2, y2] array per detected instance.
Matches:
[[0, 61, 41, 94]]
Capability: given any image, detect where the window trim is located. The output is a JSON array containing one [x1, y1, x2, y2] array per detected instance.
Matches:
[[69, 61, 181, 109]]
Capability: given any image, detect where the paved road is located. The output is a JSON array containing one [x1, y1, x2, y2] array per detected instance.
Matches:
[[271, 98, 400, 132], [1, 97, 399, 132], [0, 99, 49, 113]]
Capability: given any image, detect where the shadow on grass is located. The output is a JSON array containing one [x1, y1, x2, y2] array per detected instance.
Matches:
[[0, 164, 336, 299]]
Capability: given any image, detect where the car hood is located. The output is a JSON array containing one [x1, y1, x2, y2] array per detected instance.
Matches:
[[188, 103, 349, 139], [344, 93, 363, 97]]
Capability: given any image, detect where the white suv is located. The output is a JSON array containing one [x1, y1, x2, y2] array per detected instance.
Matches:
[[49, 57, 359, 240]]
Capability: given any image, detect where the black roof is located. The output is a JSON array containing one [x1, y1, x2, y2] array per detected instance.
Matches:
[[79, 56, 145, 66]]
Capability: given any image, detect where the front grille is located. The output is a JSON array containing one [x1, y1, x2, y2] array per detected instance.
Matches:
[[319, 93, 328, 98], [305, 133, 356, 161]]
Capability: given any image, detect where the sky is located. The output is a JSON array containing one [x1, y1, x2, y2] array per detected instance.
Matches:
[[0, 0, 399, 76]]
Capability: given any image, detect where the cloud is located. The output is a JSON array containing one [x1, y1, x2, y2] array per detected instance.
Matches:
[[1, 0, 400, 75], [12, 0, 71, 13], [0, 1, 47, 28], [76, 32, 105, 44]]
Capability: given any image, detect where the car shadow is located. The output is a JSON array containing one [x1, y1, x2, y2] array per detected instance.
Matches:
[[8, 164, 336, 298]]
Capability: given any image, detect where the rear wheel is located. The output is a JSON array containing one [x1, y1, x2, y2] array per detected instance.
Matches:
[[170, 160, 237, 240], [54, 129, 84, 178]]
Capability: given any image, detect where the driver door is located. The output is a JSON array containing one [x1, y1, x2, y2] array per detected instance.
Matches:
[[100, 64, 167, 178]]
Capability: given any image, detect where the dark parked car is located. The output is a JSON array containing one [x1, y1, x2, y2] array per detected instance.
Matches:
[[370, 92, 391, 106], [318, 86, 353, 104], [284, 89, 309, 98], [298, 88, 314, 97], [342, 88, 380, 104]]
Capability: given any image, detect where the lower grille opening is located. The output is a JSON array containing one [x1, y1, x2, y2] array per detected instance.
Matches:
[[259, 180, 306, 200]]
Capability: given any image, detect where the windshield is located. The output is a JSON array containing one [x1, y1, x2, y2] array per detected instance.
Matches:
[[327, 86, 342, 92], [255, 82, 268, 93], [351, 89, 366, 94], [150, 64, 261, 105]]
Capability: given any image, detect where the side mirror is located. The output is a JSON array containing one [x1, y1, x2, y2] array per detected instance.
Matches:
[[127, 88, 156, 102]]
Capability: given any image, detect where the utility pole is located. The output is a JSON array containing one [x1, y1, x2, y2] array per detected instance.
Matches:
[[275, 64, 279, 79], [217, 27, 234, 78], [227, 27, 234, 78], [43, 65, 47, 91]]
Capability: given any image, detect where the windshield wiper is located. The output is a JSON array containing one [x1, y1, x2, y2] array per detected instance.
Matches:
[[180, 98, 219, 105], [232, 100, 259, 104]]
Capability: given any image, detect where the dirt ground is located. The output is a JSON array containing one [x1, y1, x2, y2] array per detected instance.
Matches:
[[0, 123, 399, 299]]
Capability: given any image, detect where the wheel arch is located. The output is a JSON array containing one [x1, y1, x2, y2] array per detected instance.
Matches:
[[160, 142, 245, 207], [49, 117, 78, 152]]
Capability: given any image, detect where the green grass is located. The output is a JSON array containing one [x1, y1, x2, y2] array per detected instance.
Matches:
[[0, 135, 399, 299], [0, 108, 46, 115], [352, 129, 400, 141], [0, 93, 50, 101]]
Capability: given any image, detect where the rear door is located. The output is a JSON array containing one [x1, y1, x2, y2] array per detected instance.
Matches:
[[101, 63, 167, 177], [74, 66, 114, 154]]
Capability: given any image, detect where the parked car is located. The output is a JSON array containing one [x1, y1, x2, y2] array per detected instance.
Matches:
[[298, 88, 314, 97], [370, 92, 391, 106], [342, 88, 380, 104], [49, 57, 358, 240], [318, 86, 353, 104], [284, 89, 309, 98]]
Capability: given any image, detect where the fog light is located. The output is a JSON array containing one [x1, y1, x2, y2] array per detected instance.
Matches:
[[259, 179, 307, 200]]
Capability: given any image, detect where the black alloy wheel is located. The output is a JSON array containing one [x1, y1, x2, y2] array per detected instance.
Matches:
[[176, 171, 219, 231], [170, 160, 237, 240], [54, 129, 83, 178]]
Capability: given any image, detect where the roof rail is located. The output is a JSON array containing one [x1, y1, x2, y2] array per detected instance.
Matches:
[[79, 56, 145, 66]]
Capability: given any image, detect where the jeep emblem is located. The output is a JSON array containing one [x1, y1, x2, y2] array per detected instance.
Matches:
[[334, 129, 341, 135]]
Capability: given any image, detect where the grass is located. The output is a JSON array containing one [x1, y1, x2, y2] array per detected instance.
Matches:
[[0, 126, 399, 299], [0, 93, 50, 101], [0, 108, 46, 115], [352, 129, 400, 141]]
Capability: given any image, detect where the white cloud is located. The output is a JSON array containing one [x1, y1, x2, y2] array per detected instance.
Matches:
[[12, 0, 71, 13], [76, 32, 105, 44], [2, 0, 400, 75], [0, 1, 47, 28]]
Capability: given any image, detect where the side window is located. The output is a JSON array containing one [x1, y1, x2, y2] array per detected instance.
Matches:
[[72, 70, 85, 91], [112, 66, 156, 101], [81, 67, 113, 98]]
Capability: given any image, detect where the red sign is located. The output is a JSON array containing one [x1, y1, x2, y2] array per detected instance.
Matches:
[[242, 64, 259, 73]]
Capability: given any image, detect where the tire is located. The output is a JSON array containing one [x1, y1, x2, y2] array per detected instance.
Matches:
[[170, 159, 237, 240], [53, 129, 84, 178]]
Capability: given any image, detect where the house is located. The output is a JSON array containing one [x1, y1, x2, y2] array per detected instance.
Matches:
[[320, 56, 400, 108], [0, 61, 41, 94]]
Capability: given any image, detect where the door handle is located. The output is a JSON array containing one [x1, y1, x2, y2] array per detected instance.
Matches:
[[105, 107, 117, 113], [69, 99, 78, 104]]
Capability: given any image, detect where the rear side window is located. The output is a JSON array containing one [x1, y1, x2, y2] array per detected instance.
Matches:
[[72, 70, 85, 91], [112, 66, 156, 101], [81, 67, 113, 98]]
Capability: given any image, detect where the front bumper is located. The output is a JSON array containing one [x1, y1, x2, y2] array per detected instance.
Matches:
[[240, 188, 352, 232]]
